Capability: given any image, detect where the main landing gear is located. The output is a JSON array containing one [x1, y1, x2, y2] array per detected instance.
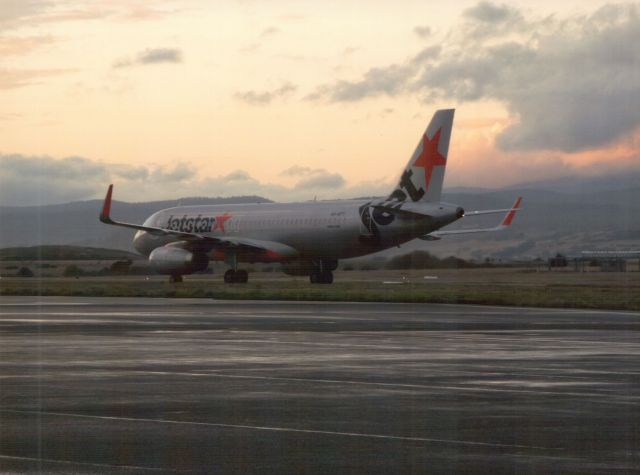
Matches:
[[309, 259, 337, 284], [223, 251, 248, 283], [310, 270, 333, 284], [224, 269, 248, 284]]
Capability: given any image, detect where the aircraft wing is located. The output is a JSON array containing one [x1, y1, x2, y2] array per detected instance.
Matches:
[[99, 184, 299, 257], [420, 197, 522, 241]]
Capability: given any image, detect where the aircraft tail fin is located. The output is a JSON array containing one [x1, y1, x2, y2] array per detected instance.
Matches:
[[389, 109, 454, 203]]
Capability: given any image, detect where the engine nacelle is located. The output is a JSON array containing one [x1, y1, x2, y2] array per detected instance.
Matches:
[[148, 246, 209, 275], [281, 259, 338, 276]]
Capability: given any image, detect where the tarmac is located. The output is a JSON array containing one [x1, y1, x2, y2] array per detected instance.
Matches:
[[0, 296, 639, 474]]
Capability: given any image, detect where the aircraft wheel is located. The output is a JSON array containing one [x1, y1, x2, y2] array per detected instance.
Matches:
[[322, 271, 334, 284], [236, 269, 248, 283], [170, 274, 183, 283], [224, 269, 235, 283]]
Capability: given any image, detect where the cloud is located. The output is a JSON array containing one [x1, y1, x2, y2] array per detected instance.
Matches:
[[0, 154, 108, 205], [4, 148, 638, 206], [0, 153, 377, 206], [223, 170, 253, 182], [0, 34, 55, 56], [119, 5, 180, 22], [238, 43, 260, 53], [413, 26, 431, 38], [310, 2, 640, 153], [0, 0, 51, 30], [410, 45, 441, 65], [0, 154, 200, 206], [0, 113, 22, 121], [280, 165, 315, 177], [113, 47, 183, 68], [305, 45, 438, 102], [0, 68, 76, 89], [281, 166, 346, 189], [239, 25, 281, 54], [463, 1, 521, 24], [138, 47, 182, 64], [111, 164, 149, 181], [234, 82, 297, 105], [420, 4, 640, 152], [0, 2, 114, 32], [294, 171, 345, 190], [259, 26, 279, 38], [380, 107, 394, 118], [1, 1, 177, 31], [307, 64, 413, 102], [150, 163, 195, 182]]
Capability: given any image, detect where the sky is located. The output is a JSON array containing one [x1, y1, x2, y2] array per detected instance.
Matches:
[[1, 0, 639, 205]]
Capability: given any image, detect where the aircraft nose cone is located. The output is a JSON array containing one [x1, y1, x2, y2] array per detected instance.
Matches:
[[456, 207, 465, 218]]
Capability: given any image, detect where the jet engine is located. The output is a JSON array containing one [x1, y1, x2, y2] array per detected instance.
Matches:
[[148, 246, 209, 275]]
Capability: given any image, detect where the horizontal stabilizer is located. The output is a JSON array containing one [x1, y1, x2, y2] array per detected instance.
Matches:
[[422, 197, 522, 239]]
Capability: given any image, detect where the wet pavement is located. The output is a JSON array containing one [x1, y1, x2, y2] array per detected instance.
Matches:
[[0, 297, 639, 473]]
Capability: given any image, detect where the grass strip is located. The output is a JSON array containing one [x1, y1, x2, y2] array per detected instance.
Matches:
[[1, 278, 638, 311]]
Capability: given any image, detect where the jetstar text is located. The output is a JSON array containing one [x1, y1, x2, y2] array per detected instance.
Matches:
[[166, 215, 217, 233]]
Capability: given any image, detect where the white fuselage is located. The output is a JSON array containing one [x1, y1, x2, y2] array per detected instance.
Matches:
[[132, 199, 462, 263]]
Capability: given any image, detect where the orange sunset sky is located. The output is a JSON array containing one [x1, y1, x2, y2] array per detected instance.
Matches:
[[1, 0, 638, 205]]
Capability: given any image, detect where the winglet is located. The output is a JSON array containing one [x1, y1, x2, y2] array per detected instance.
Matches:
[[500, 196, 522, 227], [99, 184, 114, 224]]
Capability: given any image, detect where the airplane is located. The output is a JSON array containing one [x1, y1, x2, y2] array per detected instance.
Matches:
[[99, 109, 521, 284]]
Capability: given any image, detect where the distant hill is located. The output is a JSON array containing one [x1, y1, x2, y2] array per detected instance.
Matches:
[[0, 245, 140, 261], [0, 174, 638, 260], [503, 170, 640, 195]]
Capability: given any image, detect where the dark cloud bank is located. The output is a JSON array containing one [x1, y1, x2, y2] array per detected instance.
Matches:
[[309, 2, 640, 154], [0, 153, 351, 206], [0, 154, 196, 206]]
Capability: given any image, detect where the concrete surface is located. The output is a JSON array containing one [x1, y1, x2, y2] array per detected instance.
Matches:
[[0, 297, 639, 473]]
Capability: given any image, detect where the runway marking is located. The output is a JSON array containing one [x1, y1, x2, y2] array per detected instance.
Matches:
[[137, 371, 640, 402], [2, 298, 637, 316], [0, 409, 560, 451], [0, 312, 201, 317], [0, 454, 171, 472], [0, 302, 92, 307], [0, 312, 382, 322], [144, 335, 640, 352]]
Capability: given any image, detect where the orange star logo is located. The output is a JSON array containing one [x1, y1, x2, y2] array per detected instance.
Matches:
[[212, 212, 232, 233], [413, 128, 446, 189]]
